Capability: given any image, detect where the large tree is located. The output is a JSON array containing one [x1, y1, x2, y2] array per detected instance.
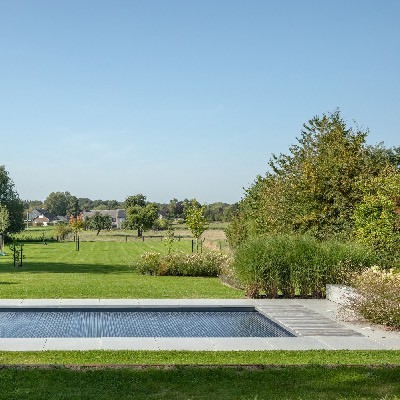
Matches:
[[0, 165, 24, 233], [124, 194, 159, 237], [44, 191, 79, 216], [227, 110, 400, 246]]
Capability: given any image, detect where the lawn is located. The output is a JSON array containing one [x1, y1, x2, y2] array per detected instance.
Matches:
[[0, 364, 399, 399], [0, 241, 241, 298]]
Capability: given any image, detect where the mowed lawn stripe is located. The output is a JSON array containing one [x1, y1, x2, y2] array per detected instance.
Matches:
[[0, 241, 241, 299]]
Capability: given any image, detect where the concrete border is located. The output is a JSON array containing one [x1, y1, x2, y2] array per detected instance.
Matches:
[[0, 299, 398, 351]]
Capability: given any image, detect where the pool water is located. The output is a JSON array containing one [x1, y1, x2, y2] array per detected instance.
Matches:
[[0, 307, 295, 338]]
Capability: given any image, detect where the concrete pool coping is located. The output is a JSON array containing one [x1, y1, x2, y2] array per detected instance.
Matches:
[[0, 299, 398, 351]]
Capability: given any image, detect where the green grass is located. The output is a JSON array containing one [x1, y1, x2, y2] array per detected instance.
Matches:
[[0, 350, 399, 365], [0, 241, 241, 298], [1, 351, 399, 399], [0, 365, 399, 399]]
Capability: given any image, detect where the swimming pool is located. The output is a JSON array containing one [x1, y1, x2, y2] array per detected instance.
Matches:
[[0, 306, 294, 338]]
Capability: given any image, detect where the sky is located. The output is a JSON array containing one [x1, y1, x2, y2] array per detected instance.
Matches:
[[1, 0, 399, 204]]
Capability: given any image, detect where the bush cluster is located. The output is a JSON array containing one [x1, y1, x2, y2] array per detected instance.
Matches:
[[348, 267, 400, 329], [134, 251, 230, 277], [232, 235, 374, 298]]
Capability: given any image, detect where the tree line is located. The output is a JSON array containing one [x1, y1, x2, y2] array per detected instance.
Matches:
[[23, 193, 237, 223]]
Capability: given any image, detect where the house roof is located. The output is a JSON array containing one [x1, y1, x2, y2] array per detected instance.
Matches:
[[82, 209, 126, 219]]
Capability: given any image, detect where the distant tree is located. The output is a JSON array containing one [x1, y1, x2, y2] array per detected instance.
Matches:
[[157, 203, 169, 218], [44, 191, 79, 216], [167, 198, 185, 219], [23, 200, 43, 211], [0, 165, 24, 234], [93, 204, 109, 210], [182, 198, 201, 220], [0, 204, 10, 253], [55, 223, 72, 241], [66, 194, 80, 217], [86, 212, 112, 235], [78, 198, 92, 211], [204, 202, 235, 222], [222, 203, 239, 222], [124, 195, 159, 237], [125, 194, 147, 208], [185, 201, 209, 251]]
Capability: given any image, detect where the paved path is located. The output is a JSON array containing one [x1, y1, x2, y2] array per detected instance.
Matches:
[[0, 299, 398, 351]]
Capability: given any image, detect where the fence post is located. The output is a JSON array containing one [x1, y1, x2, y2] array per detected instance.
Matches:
[[191, 240, 194, 253]]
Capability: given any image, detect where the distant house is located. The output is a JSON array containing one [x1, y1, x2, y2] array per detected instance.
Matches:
[[29, 209, 68, 226], [81, 209, 126, 229]]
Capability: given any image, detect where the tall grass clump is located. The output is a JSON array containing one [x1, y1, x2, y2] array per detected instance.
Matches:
[[347, 267, 400, 329], [233, 235, 374, 298]]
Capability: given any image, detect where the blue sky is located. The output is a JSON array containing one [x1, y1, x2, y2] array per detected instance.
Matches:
[[1, 0, 399, 204]]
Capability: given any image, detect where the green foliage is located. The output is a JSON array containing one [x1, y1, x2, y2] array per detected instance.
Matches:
[[233, 235, 374, 298], [353, 165, 400, 265], [0, 165, 24, 234], [185, 201, 209, 249], [78, 198, 122, 211], [135, 251, 230, 277], [204, 202, 238, 222], [44, 191, 79, 216], [152, 217, 171, 231], [55, 223, 72, 241], [0, 204, 9, 253], [227, 111, 400, 248], [124, 194, 159, 237], [0, 204, 10, 234], [85, 212, 112, 235], [348, 267, 400, 328], [125, 194, 147, 208], [163, 228, 175, 253]]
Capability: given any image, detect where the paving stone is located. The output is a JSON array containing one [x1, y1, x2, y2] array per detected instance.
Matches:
[[20, 299, 61, 307], [156, 337, 215, 351], [59, 299, 100, 307], [101, 337, 158, 350], [266, 337, 333, 350], [210, 337, 274, 351], [0, 338, 46, 351], [316, 336, 389, 350], [0, 299, 24, 307], [44, 338, 102, 350]]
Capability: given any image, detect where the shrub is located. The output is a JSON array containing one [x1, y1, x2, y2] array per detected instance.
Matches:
[[134, 251, 230, 277], [348, 267, 400, 329], [232, 234, 374, 298], [55, 223, 73, 241]]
